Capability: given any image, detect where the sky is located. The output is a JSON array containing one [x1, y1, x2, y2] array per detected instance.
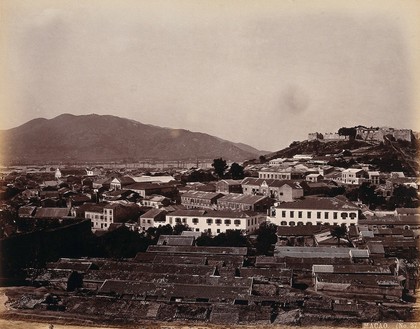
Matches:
[[1, 0, 419, 151]]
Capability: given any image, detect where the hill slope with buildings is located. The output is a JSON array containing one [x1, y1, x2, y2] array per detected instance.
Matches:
[[0, 114, 263, 164], [264, 135, 418, 176]]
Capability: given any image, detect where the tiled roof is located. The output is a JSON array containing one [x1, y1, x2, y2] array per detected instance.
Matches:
[[275, 197, 358, 211], [218, 194, 271, 204], [396, 208, 419, 215], [181, 191, 224, 199], [140, 208, 167, 219], [147, 245, 247, 256], [242, 177, 302, 189], [167, 209, 258, 218], [218, 179, 243, 186], [34, 207, 70, 218], [274, 246, 360, 258]]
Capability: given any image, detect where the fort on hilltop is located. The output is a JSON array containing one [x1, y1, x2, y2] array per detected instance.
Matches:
[[308, 126, 413, 142]]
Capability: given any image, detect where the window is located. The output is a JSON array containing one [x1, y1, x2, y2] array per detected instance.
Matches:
[[225, 219, 231, 225], [306, 222, 312, 226], [207, 218, 213, 224], [281, 221, 287, 226], [215, 219, 222, 225], [282, 211, 286, 218], [234, 219, 241, 225], [317, 212, 321, 219], [333, 212, 338, 219], [192, 218, 199, 224], [297, 221, 304, 226], [341, 212, 348, 219], [290, 211, 294, 218], [298, 211, 302, 218], [175, 217, 181, 223], [324, 212, 329, 220], [289, 221, 296, 226], [195, 228, 200, 232], [349, 213, 357, 219], [217, 229, 220, 233], [307, 211, 311, 218]]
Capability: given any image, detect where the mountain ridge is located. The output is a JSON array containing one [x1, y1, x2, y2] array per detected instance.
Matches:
[[0, 114, 265, 164]]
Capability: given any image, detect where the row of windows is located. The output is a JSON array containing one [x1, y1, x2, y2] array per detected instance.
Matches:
[[91, 222, 108, 228], [182, 198, 212, 205], [168, 217, 251, 226], [280, 210, 357, 220], [259, 173, 290, 179], [280, 221, 355, 226]]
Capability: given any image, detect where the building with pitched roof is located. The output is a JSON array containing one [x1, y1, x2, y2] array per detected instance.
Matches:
[[164, 209, 265, 235], [139, 208, 167, 231], [216, 179, 243, 194], [181, 191, 224, 209], [269, 197, 359, 227], [217, 194, 274, 213], [241, 177, 303, 202]]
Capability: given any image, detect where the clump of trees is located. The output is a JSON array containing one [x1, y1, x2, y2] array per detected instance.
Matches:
[[212, 158, 228, 178], [330, 225, 347, 247], [196, 230, 248, 247], [254, 222, 278, 255], [338, 127, 357, 139], [211, 158, 245, 179]]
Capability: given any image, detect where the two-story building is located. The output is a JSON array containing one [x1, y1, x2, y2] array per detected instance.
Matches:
[[241, 177, 303, 202], [139, 209, 168, 231], [181, 191, 224, 209], [338, 169, 368, 185], [215, 179, 243, 194], [217, 194, 274, 213], [81, 203, 141, 231], [269, 196, 359, 227], [165, 209, 265, 235]]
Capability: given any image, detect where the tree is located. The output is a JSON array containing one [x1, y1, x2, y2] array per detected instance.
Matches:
[[173, 223, 190, 235], [338, 127, 356, 139], [254, 222, 278, 255], [195, 230, 248, 247], [259, 155, 267, 164], [229, 163, 245, 180], [212, 158, 228, 178], [387, 185, 419, 209], [330, 225, 347, 247]]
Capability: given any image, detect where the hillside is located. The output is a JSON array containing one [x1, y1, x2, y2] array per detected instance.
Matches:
[[0, 114, 263, 164], [264, 138, 419, 175]]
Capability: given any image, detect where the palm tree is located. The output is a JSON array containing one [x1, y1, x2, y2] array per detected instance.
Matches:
[[330, 225, 347, 247]]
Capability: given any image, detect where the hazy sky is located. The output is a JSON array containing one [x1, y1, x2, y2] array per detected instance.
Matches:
[[1, 0, 419, 151]]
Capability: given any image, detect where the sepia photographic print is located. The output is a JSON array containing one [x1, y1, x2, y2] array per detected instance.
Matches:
[[0, 1, 419, 329]]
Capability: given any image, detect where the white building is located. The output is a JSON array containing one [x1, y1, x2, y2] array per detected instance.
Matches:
[[269, 197, 359, 227], [338, 168, 367, 185], [164, 209, 266, 235]]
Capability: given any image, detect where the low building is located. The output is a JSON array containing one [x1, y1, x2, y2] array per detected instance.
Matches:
[[305, 174, 324, 182], [109, 177, 136, 190], [140, 195, 171, 208], [269, 197, 359, 227], [125, 182, 179, 199], [34, 207, 70, 219]]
